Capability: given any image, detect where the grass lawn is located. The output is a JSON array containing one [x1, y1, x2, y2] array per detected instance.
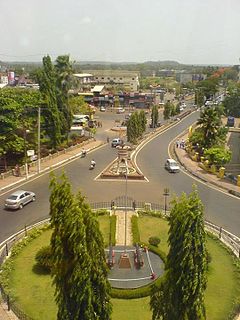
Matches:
[[6, 216, 240, 320], [98, 215, 110, 245], [139, 216, 240, 320]]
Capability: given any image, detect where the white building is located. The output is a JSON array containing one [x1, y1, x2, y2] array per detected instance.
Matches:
[[0, 75, 8, 84], [90, 70, 139, 92]]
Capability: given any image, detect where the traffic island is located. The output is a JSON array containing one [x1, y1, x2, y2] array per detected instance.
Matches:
[[98, 146, 146, 180]]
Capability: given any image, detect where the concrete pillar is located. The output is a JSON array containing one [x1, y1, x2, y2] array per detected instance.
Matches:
[[237, 175, 240, 187], [218, 167, 225, 179]]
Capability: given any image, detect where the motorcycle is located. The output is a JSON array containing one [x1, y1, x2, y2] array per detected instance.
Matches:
[[89, 162, 96, 170], [80, 150, 87, 158]]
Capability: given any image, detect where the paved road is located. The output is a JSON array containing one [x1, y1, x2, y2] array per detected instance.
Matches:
[[0, 108, 239, 243]]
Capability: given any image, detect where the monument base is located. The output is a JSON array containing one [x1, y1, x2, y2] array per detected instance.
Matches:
[[118, 253, 131, 269]]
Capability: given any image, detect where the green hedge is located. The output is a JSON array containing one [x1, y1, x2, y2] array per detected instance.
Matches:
[[137, 209, 164, 219], [111, 273, 165, 299], [95, 209, 110, 216], [110, 215, 116, 246], [131, 215, 140, 245]]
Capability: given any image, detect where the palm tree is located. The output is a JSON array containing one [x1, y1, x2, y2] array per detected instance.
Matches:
[[197, 107, 221, 148]]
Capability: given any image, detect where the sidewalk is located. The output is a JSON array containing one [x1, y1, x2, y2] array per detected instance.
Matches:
[[172, 136, 240, 197], [0, 139, 105, 193], [0, 301, 18, 320]]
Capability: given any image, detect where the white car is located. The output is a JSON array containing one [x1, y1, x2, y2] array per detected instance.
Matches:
[[165, 159, 180, 173], [100, 106, 106, 112], [5, 190, 36, 210], [116, 107, 125, 114]]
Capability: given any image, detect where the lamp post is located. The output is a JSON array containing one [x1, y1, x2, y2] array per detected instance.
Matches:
[[37, 106, 41, 174], [163, 188, 170, 216], [24, 129, 30, 180], [124, 163, 128, 252]]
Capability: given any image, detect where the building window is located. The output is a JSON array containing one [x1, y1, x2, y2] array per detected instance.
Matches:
[[102, 77, 104, 79]]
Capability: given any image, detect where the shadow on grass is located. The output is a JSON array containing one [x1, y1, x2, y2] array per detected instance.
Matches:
[[32, 263, 51, 275]]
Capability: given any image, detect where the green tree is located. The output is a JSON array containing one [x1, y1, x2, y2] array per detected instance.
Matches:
[[196, 78, 218, 100], [38, 55, 61, 149], [50, 174, 112, 319], [76, 194, 112, 319], [163, 101, 172, 120], [175, 102, 180, 114], [151, 105, 159, 127], [69, 95, 89, 115], [50, 173, 94, 320], [150, 187, 208, 320], [204, 147, 231, 166], [195, 89, 205, 107], [138, 110, 147, 136], [223, 89, 240, 117], [127, 112, 140, 144], [55, 55, 74, 136], [197, 107, 221, 148]]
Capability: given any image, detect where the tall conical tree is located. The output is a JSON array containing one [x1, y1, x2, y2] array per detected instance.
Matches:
[[150, 187, 208, 320], [55, 55, 73, 136], [138, 110, 147, 136], [50, 173, 94, 320], [76, 193, 112, 320], [38, 55, 61, 149], [151, 105, 159, 127]]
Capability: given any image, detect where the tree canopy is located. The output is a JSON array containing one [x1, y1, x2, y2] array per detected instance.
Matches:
[[150, 187, 208, 320]]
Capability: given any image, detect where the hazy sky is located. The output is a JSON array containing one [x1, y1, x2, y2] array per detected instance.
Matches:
[[1, 0, 240, 64]]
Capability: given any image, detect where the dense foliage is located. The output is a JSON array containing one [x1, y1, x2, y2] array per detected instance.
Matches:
[[50, 173, 112, 320], [127, 111, 147, 143], [150, 187, 208, 320]]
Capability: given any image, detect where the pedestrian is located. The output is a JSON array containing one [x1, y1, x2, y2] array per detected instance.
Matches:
[[180, 139, 185, 149], [176, 140, 179, 148], [107, 136, 110, 143], [15, 164, 20, 177]]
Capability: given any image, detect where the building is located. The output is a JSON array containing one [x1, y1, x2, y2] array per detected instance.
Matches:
[[88, 70, 140, 92], [0, 74, 8, 84], [176, 71, 193, 84]]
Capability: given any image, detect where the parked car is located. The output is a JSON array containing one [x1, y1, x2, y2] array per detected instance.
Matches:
[[111, 138, 124, 147], [165, 159, 180, 173], [5, 190, 36, 210]]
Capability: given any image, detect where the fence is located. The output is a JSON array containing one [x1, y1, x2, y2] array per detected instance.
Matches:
[[0, 202, 240, 319]]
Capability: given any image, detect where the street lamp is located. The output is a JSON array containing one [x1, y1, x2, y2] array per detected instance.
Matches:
[[163, 188, 170, 216], [124, 163, 129, 252], [24, 129, 30, 180]]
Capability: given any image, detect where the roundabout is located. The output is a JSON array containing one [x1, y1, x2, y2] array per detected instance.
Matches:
[[105, 245, 164, 289]]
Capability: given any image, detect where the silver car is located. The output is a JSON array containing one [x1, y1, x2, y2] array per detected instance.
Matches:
[[5, 190, 36, 210], [165, 159, 180, 173]]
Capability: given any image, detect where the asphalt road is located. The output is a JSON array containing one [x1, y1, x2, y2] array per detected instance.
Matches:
[[0, 108, 239, 243]]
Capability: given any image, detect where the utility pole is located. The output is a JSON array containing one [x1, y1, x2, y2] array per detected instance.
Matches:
[[37, 106, 41, 173], [24, 129, 30, 180]]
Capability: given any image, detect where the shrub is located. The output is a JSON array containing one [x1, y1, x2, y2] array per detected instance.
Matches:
[[95, 209, 109, 216], [149, 236, 161, 247], [110, 215, 116, 246], [35, 245, 52, 272], [131, 216, 140, 245]]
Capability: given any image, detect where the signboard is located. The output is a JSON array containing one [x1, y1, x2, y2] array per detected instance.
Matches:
[[27, 150, 35, 157]]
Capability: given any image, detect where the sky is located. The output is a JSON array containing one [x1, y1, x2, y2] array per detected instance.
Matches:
[[1, 0, 240, 65]]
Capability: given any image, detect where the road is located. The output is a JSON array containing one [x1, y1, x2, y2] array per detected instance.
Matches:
[[0, 108, 239, 243]]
